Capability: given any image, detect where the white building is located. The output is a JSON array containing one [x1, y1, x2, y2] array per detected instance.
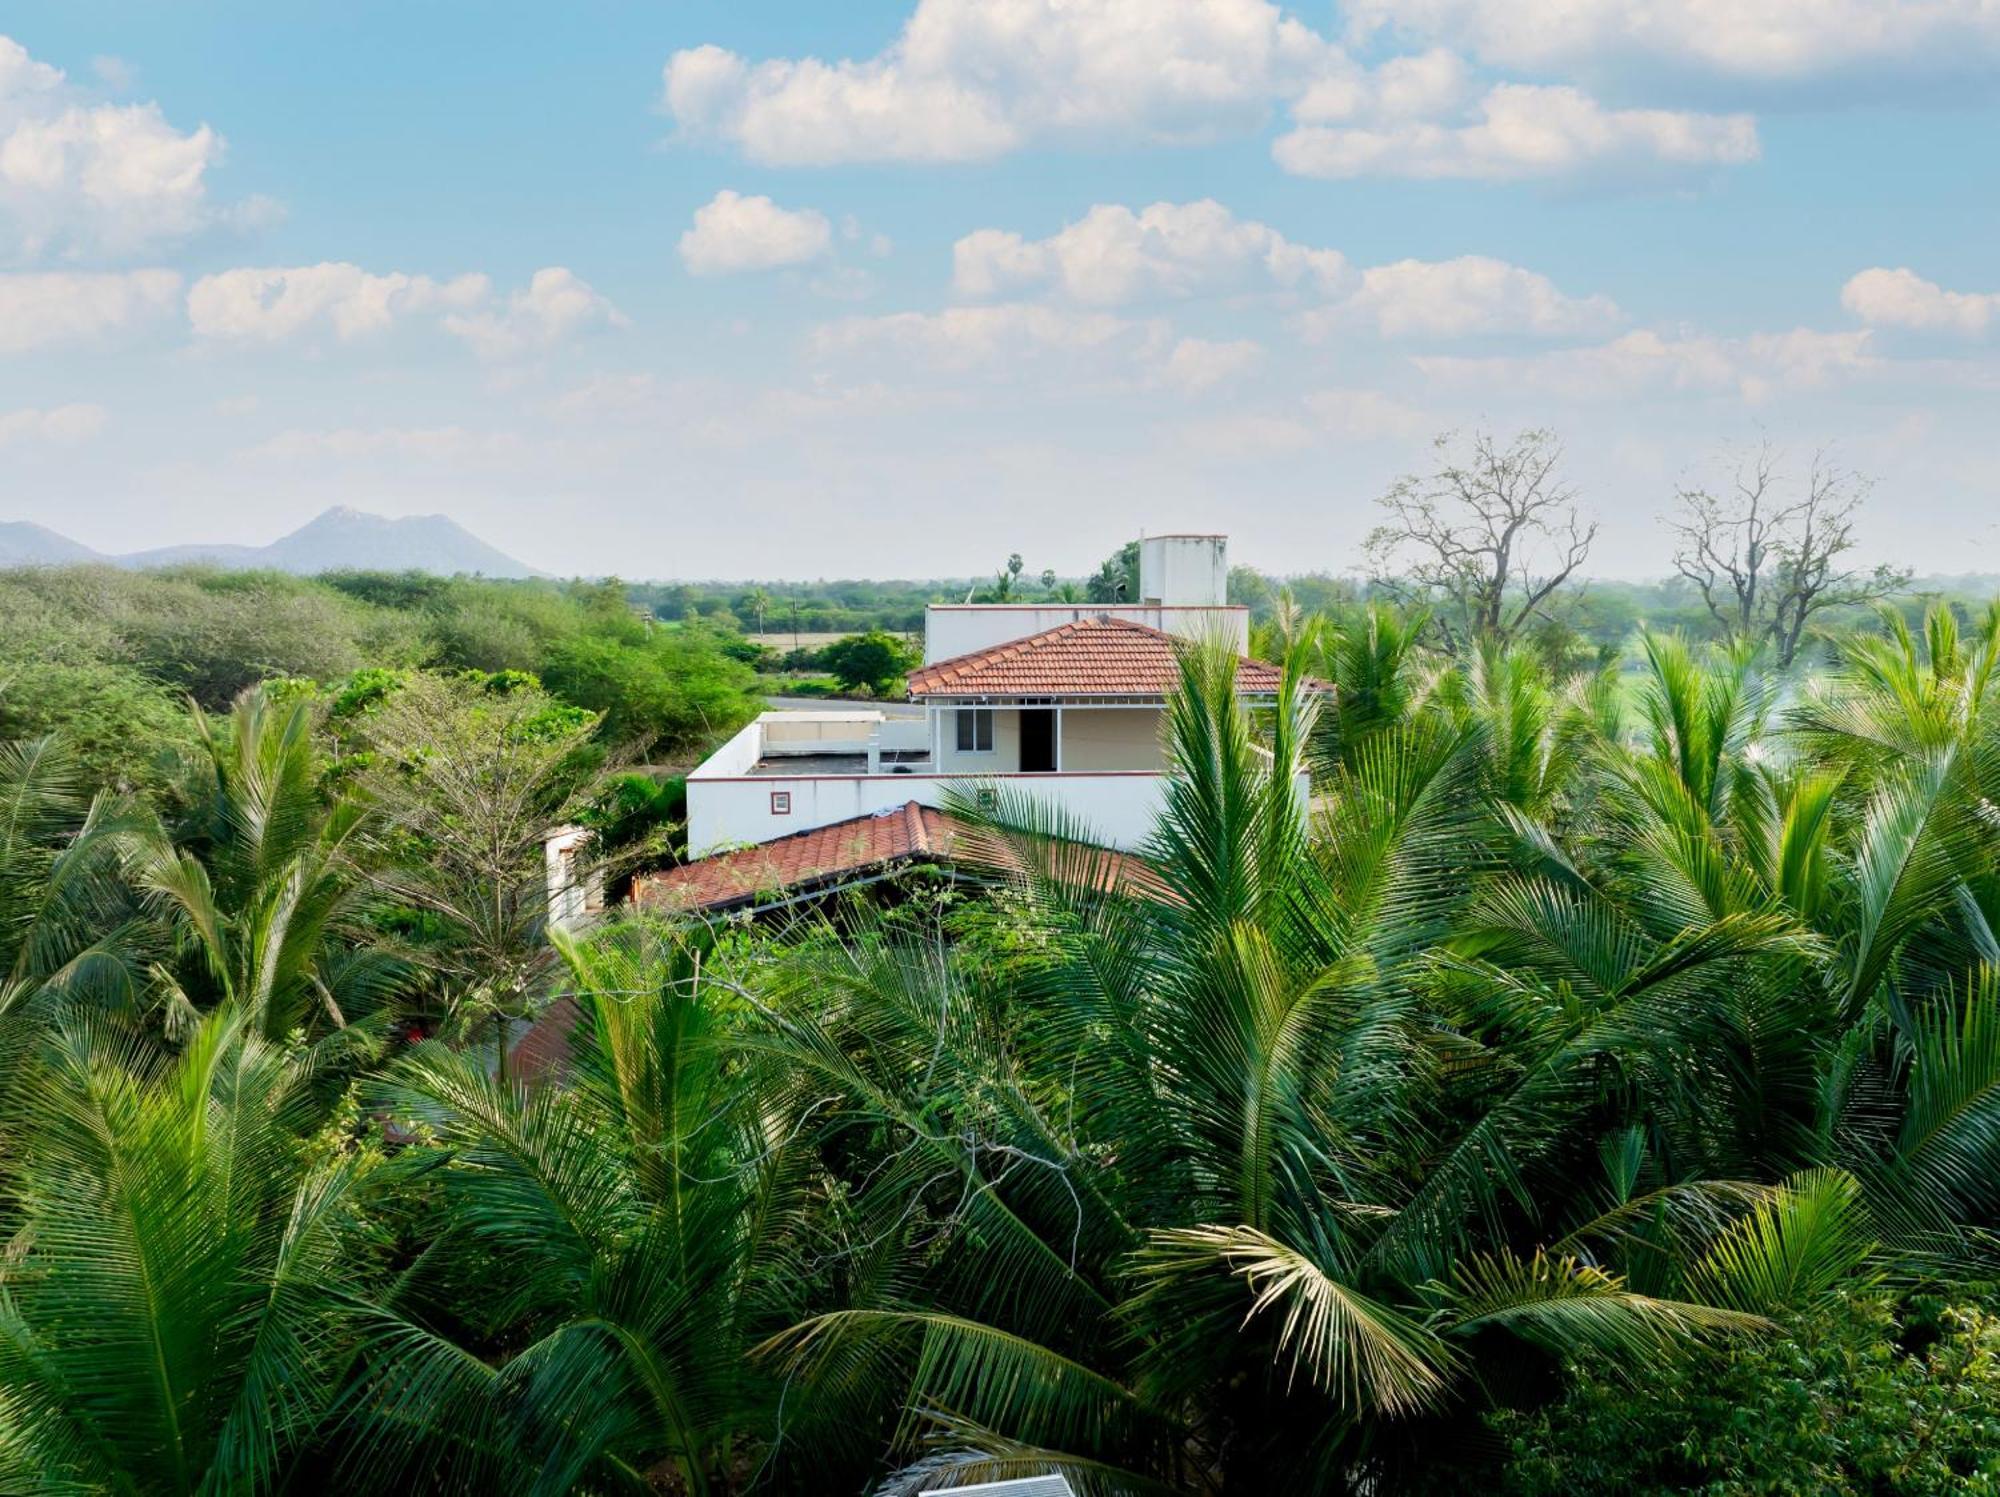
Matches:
[[678, 534, 1308, 871]]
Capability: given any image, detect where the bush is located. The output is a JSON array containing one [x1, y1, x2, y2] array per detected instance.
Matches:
[[820, 629, 919, 696], [1487, 1291, 2000, 1496]]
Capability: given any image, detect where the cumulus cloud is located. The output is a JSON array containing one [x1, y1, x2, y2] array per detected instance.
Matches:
[[441, 267, 626, 359], [1, 33, 239, 260], [663, 0, 1334, 165], [1842, 267, 1999, 337], [1414, 326, 1878, 403], [679, 189, 834, 275], [953, 199, 1347, 305], [0, 268, 180, 352], [950, 200, 1618, 341], [0, 400, 107, 447], [187, 262, 489, 343], [1306, 255, 1623, 339], [660, 1, 1760, 184], [1344, 0, 2000, 87], [811, 301, 1163, 372], [1274, 82, 1757, 181], [185, 263, 621, 358]]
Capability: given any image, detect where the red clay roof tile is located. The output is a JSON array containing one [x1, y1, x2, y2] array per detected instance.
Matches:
[[905, 615, 1287, 698]]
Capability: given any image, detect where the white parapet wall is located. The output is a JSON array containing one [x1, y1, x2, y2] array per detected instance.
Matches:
[[923, 603, 1247, 663], [686, 769, 1177, 857], [686, 759, 1313, 858]]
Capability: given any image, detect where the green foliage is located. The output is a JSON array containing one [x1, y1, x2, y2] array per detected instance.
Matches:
[[818, 628, 919, 695], [1489, 1291, 2000, 1496]]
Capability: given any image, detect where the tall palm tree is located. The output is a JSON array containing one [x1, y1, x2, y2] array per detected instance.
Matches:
[[0, 1007, 365, 1494], [342, 924, 812, 1495], [120, 688, 396, 1042], [0, 731, 151, 1027], [741, 645, 1874, 1493]]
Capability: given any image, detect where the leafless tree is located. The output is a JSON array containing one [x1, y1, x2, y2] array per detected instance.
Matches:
[[1669, 443, 1908, 667], [1366, 428, 1596, 648]]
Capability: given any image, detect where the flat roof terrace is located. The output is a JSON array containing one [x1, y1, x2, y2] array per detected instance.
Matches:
[[747, 750, 931, 776]]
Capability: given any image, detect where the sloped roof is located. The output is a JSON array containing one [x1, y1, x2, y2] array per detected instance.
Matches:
[[906, 615, 1288, 699], [632, 803, 957, 914], [630, 801, 1166, 914]]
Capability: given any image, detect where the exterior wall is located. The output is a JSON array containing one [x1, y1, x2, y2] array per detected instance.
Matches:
[[1058, 707, 1164, 771], [923, 604, 1247, 663], [935, 705, 1020, 773], [1139, 534, 1228, 606], [688, 771, 1162, 856], [685, 765, 1313, 857]]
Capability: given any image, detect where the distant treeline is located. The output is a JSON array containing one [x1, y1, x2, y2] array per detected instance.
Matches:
[[0, 565, 766, 788]]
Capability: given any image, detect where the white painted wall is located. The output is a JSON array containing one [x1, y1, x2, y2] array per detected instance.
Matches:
[[1140, 534, 1228, 606], [687, 770, 1185, 856], [923, 604, 1247, 663], [1059, 707, 1164, 771]]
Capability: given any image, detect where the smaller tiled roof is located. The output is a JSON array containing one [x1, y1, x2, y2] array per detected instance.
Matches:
[[906, 615, 1289, 699], [631, 801, 1167, 914], [633, 802, 957, 914]]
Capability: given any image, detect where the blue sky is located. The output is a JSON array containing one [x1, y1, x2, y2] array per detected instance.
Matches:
[[3, 1, 1998, 580]]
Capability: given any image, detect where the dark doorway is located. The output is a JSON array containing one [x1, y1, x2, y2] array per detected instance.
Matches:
[[1019, 709, 1056, 772]]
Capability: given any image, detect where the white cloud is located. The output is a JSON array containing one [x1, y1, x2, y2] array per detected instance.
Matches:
[[662, 2, 1761, 184], [187, 262, 489, 343], [1160, 336, 1263, 393], [1309, 255, 1623, 339], [811, 301, 1165, 373], [1274, 82, 1756, 181], [679, 189, 834, 275], [1344, 0, 2000, 86], [0, 268, 180, 352], [441, 267, 625, 359], [185, 263, 620, 359], [1414, 326, 1878, 403], [0, 33, 235, 259], [0, 400, 106, 447], [1842, 267, 1999, 337], [954, 199, 1347, 305], [663, 0, 1342, 165]]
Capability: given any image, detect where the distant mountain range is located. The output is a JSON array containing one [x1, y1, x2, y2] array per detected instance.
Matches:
[[0, 506, 539, 577]]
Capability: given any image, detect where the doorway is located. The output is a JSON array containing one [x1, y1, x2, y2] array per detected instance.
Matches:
[[1019, 709, 1056, 772]]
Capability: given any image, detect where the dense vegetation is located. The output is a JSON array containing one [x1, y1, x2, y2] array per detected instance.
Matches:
[[3, 562, 2000, 1492], [0, 565, 767, 788]]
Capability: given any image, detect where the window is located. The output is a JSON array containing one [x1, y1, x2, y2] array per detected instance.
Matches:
[[975, 787, 999, 812], [955, 707, 995, 754], [769, 791, 792, 815]]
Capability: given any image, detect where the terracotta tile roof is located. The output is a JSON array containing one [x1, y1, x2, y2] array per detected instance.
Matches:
[[905, 615, 1289, 699], [632, 802, 957, 914], [630, 801, 1167, 914]]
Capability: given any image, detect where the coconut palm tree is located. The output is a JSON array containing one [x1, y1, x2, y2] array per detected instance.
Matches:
[[0, 1007, 366, 1494], [0, 731, 151, 1027], [341, 924, 813, 1495], [118, 687, 398, 1042]]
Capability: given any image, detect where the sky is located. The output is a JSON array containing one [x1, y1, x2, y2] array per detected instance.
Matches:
[[3, 1, 1998, 583]]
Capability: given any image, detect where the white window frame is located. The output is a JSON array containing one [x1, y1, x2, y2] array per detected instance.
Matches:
[[955, 707, 995, 755], [769, 790, 792, 815]]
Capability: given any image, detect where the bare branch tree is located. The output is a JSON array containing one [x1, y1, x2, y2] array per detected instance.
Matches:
[[1668, 443, 1908, 667], [1366, 428, 1596, 649]]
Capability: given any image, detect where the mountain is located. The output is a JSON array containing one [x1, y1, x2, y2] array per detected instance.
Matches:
[[0, 521, 105, 567], [3, 507, 539, 577]]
